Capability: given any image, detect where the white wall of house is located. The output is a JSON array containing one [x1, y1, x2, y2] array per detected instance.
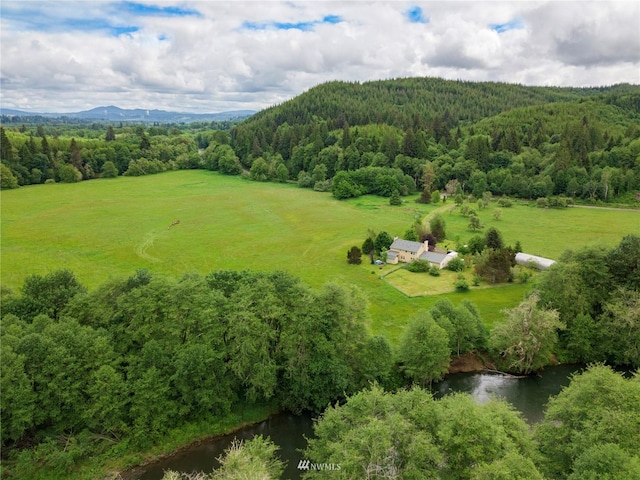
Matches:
[[439, 251, 458, 269]]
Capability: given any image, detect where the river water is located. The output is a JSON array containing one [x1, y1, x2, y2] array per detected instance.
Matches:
[[132, 364, 580, 480]]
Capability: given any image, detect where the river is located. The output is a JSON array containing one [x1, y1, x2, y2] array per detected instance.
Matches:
[[131, 364, 580, 480]]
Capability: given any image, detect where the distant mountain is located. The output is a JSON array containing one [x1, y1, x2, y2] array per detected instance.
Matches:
[[0, 105, 255, 123]]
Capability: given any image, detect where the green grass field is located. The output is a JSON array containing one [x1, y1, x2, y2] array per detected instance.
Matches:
[[2, 171, 638, 343], [435, 200, 640, 259], [1, 171, 431, 289]]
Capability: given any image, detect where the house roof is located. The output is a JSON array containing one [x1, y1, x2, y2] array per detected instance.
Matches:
[[387, 251, 398, 260], [389, 239, 425, 253], [419, 251, 448, 264]]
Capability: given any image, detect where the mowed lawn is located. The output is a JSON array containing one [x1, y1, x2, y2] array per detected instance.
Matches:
[[2, 170, 638, 343]]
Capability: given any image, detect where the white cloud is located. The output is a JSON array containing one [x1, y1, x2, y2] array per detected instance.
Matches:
[[1, 1, 638, 114]]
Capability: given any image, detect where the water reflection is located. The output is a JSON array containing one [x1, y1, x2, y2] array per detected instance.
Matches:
[[433, 364, 581, 423]]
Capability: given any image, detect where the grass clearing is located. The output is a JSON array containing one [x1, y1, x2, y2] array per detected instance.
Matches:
[[2, 171, 638, 344], [384, 267, 472, 296], [438, 199, 640, 259]]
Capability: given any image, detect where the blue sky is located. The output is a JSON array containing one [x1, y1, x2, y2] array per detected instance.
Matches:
[[1, 1, 638, 113], [407, 6, 428, 24], [118, 1, 201, 17], [490, 19, 524, 34], [241, 14, 343, 32]]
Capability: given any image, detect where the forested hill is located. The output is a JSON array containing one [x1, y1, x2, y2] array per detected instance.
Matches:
[[224, 78, 640, 204], [231, 77, 638, 159]]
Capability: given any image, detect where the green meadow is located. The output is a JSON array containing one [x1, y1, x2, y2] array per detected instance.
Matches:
[[2, 170, 639, 342], [433, 200, 640, 259]]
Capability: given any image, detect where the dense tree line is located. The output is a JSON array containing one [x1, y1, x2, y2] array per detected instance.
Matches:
[[230, 79, 640, 203], [0, 122, 233, 188], [534, 234, 640, 367], [1, 269, 392, 477], [477, 234, 640, 375]]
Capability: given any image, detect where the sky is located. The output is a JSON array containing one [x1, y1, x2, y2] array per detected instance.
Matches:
[[1, 1, 639, 114]]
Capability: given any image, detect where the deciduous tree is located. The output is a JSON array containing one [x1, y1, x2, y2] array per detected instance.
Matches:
[[535, 365, 640, 479], [306, 385, 539, 480], [0, 163, 19, 189], [430, 299, 487, 355], [249, 157, 270, 181], [489, 294, 564, 374], [468, 235, 485, 254], [398, 312, 450, 384], [567, 443, 640, 480], [474, 247, 514, 284], [468, 214, 482, 231], [0, 342, 36, 442], [209, 436, 284, 480], [58, 164, 82, 183], [599, 288, 640, 367], [6, 269, 86, 320], [607, 234, 640, 290], [100, 160, 118, 178]]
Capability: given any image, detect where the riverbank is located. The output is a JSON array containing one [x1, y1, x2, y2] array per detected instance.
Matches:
[[127, 364, 588, 480], [447, 351, 496, 374], [96, 404, 278, 480], [117, 354, 496, 479]]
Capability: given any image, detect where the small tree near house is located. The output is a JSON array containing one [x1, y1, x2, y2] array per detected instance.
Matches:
[[429, 215, 446, 242], [404, 227, 418, 242], [374, 231, 394, 254], [484, 227, 504, 250], [362, 237, 375, 264], [474, 248, 515, 284], [347, 246, 363, 265], [514, 240, 523, 254], [420, 233, 437, 251], [446, 257, 465, 272]]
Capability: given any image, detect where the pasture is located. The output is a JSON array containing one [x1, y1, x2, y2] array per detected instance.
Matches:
[[2, 170, 639, 342], [1, 171, 428, 290], [432, 199, 640, 259]]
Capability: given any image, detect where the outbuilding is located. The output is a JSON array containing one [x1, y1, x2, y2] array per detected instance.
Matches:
[[515, 252, 556, 270]]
